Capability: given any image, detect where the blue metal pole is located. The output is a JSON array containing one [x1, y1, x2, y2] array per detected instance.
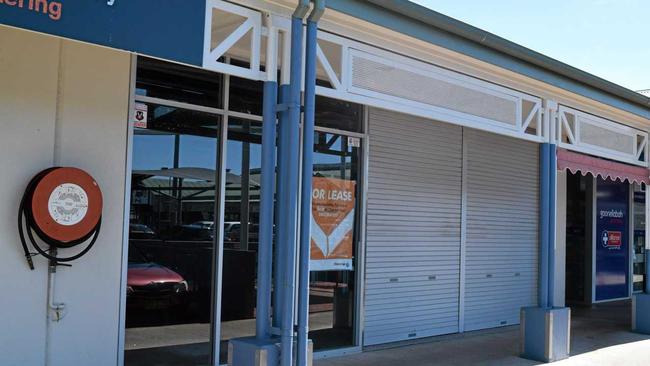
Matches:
[[646, 250, 650, 294], [539, 143, 550, 308], [281, 4, 309, 365], [273, 84, 290, 328], [256, 81, 278, 339], [548, 144, 557, 307], [297, 2, 325, 364]]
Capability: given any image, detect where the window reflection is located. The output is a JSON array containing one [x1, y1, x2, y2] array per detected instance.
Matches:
[[125, 103, 219, 366], [309, 132, 361, 350], [136, 57, 223, 109], [219, 118, 263, 364]]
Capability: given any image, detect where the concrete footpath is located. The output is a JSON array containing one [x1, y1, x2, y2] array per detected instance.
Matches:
[[316, 301, 650, 366]]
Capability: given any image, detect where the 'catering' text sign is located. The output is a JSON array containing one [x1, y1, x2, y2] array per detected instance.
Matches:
[[0, 1, 205, 66]]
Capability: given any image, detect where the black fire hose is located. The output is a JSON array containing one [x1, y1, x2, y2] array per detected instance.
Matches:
[[18, 168, 102, 270]]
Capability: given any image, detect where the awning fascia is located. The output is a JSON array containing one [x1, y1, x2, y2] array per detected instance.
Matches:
[[557, 148, 650, 184]]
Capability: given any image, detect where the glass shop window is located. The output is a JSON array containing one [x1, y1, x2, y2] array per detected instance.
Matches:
[[136, 57, 223, 109]]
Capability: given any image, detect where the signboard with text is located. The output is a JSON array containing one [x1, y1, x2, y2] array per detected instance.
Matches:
[[0, 0, 205, 66], [595, 178, 629, 301], [310, 177, 356, 272]]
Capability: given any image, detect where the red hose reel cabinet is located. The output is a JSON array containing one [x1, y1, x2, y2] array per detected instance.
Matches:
[[19, 167, 103, 268]]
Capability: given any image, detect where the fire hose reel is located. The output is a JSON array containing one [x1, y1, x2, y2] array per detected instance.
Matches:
[[18, 167, 103, 269]]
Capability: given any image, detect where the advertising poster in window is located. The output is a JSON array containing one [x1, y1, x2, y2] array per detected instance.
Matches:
[[310, 177, 356, 271], [595, 178, 629, 301]]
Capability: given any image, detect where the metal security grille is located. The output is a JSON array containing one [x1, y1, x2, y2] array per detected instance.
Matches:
[[364, 108, 462, 346], [463, 129, 539, 331]]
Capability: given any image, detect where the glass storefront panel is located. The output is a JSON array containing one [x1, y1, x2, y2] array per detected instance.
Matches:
[[219, 118, 263, 363], [309, 131, 362, 350], [315, 95, 364, 133], [136, 57, 223, 109], [125, 58, 366, 364], [124, 102, 220, 366]]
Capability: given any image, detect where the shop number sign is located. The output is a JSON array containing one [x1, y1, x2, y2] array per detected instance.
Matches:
[[310, 177, 356, 271]]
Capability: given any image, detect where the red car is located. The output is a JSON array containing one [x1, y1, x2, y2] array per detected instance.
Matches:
[[126, 247, 188, 310]]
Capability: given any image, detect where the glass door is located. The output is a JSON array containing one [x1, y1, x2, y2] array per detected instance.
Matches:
[[124, 57, 224, 366], [309, 130, 362, 351]]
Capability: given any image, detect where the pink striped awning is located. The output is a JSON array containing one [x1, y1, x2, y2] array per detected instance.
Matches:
[[557, 148, 650, 184]]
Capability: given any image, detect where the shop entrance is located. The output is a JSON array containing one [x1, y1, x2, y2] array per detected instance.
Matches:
[[122, 57, 366, 365], [564, 171, 646, 342]]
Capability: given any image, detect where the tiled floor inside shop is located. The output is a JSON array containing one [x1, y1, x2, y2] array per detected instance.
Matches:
[[316, 300, 650, 366]]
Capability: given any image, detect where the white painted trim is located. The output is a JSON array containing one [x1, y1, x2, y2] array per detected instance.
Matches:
[[211, 71, 230, 363], [558, 105, 649, 167], [230, 0, 650, 135], [203, 0, 264, 80], [316, 43, 342, 90], [203, 0, 549, 145], [209, 18, 255, 61], [134, 95, 264, 122], [117, 53, 137, 366], [314, 125, 365, 139], [315, 84, 545, 144], [356, 106, 370, 348]]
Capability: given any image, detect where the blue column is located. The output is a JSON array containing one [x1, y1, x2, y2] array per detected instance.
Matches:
[[256, 81, 277, 339], [297, 1, 325, 364], [280, 10, 308, 366], [539, 143, 550, 308], [273, 84, 290, 328], [548, 144, 557, 307], [646, 250, 650, 294]]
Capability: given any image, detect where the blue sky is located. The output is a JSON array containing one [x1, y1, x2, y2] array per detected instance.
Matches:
[[412, 0, 650, 92]]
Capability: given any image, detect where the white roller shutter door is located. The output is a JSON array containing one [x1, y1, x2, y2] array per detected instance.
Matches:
[[364, 108, 462, 346], [463, 129, 539, 331]]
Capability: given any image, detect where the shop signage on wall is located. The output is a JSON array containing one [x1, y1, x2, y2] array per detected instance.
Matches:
[[0, 0, 62, 20], [0, 0, 205, 66], [595, 178, 629, 301], [310, 177, 356, 271]]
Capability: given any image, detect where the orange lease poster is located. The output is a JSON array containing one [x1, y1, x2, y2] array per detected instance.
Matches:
[[310, 177, 356, 271]]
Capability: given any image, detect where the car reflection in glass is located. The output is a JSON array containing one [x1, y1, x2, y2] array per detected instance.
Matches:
[[129, 223, 156, 239], [126, 247, 188, 312]]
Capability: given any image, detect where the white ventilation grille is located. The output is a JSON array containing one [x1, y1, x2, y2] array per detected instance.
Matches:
[[579, 121, 635, 155], [350, 50, 519, 127], [558, 105, 648, 166]]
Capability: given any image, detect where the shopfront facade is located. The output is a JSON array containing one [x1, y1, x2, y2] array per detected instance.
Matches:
[[2, 1, 650, 366]]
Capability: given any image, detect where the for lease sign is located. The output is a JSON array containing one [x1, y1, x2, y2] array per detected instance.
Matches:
[[310, 177, 356, 272]]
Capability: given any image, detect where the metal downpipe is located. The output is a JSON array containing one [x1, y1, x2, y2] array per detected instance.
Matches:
[[274, 84, 290, 328], [539, 143, 550, 308], [255, 80, 278, 339], [548, 144, 557, 307], [281, 1, 309, 365], [297, 1, 326, 364]]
